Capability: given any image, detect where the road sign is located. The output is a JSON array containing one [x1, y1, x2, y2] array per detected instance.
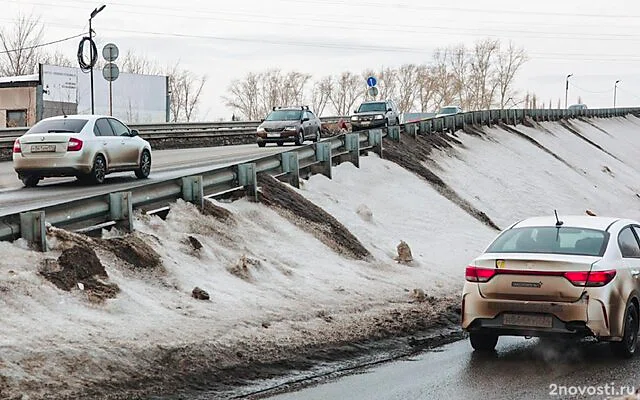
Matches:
[[367, 76, 377, 87], [368, 86, 379, 98], [102, 63, 120, 82], [102, 43, 119, 62]]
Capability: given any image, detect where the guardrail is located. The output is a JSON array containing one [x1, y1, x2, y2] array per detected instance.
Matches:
[[0, 116, 347, 143], [2, 106, 639, 249], [0, 129, 383, 250]]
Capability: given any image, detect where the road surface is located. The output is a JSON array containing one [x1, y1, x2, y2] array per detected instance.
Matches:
[[264, 337, 640, 400], [0, 144, 291, 216]]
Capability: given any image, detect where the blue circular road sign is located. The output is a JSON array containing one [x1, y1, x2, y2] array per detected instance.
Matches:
[[367, 76, 377, 87]]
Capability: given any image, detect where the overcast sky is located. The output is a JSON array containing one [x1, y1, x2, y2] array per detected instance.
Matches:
[[3, 0, 640, 119]]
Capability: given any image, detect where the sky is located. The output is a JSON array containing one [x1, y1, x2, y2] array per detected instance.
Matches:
[[2, 0, 640, 119]]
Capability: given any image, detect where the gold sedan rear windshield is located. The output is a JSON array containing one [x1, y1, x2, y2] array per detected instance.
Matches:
[[486, 227, 608, 256]]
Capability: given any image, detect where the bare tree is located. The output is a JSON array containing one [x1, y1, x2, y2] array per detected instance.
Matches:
[[531, 94, 537, 109], [495, 42, 528, 109], [416, 65, 437, 112], [468, 38, 499, 109], [181, 71, 207, 122], [431, 48, 456, 109], [329, 71, 362, 115], [449, 45, 472, 110], [40, 50, 73, 67], [396, 64, 419, 112], [120, 50, 162, 75], [224, 72, 261, 120], [309, 76, 332, 116], [0, 13, 44, 76]]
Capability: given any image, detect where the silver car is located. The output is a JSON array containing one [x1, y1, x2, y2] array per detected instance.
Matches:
[[13, 115, 152, 187]]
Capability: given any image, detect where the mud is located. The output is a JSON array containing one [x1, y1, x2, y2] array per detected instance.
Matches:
[[201, 199, 235, 222], [383, 135, 500, 231], [257, 173, 371, 260], [98, 235, 163, 271], [40, 245, 120, 301]]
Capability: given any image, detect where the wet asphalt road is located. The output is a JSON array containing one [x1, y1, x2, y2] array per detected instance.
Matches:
[[264, 337, 640, 400]]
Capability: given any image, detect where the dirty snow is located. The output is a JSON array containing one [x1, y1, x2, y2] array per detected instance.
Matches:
[[1, 115, 639, 397]]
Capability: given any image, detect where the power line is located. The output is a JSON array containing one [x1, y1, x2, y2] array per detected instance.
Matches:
[[569, 82, 614, 94], [3, 0, 640, 42], [0, 32, 84, 55]]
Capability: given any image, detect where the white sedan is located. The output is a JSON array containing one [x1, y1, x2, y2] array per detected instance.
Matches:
[[13, 115, 152, 187]]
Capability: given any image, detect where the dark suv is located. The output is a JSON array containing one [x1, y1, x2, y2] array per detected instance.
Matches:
[[256, 106, 322, 147], [350, 100, 400, 132]]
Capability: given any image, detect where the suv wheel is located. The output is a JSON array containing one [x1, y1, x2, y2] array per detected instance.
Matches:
[[295, 130, 304, 146], [313, 128, 321, 142], [611, 302, 639, 358]]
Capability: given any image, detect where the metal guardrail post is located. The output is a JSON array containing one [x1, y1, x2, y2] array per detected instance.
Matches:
[[281, 152, 300, 189], [20, 211, 46, 252], [368, 129, 383, 157], [238, 163, 258, 201], [420, 120, 432, 135], [345, 133, 360, 168], [404, 124, 418, 139], [181, 176, 204, 208], [109, 192, 134, 232], [387, 125, 400, 141], [315, 142, 333, 179]]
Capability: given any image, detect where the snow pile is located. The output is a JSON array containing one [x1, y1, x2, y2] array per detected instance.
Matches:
[[0, 114, 639, 398]]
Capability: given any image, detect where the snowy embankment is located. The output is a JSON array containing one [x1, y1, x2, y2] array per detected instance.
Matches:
[[1, 115, 640, 398]]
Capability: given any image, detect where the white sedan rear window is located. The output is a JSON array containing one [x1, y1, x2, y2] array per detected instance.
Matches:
[[26, 119, 88, 134]]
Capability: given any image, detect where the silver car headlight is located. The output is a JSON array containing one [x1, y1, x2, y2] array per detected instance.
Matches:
[[351, 116, 359, 121], [284, 126, 297, 131], [374, 114, 384, 120]]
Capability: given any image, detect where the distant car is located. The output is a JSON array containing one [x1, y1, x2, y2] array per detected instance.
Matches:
[[256, 106, 322, 147], [462, 215, 640, 358], [568, 104, 588, 110], [350, 100, 400, 132], [13, 115, 152, 187], [435, 106, 463, 118]]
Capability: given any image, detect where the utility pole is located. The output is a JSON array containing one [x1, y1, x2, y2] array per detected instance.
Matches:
[[89, 5, 106, 114], [614, 80, 621, 108], [565, 73, 573, 109]]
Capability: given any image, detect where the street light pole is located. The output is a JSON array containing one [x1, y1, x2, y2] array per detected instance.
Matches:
[[614, 80, 621, 109], [565, 73, 573, 109], [89, 5, 106, 115]]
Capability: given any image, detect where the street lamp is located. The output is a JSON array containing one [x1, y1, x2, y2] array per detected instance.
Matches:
[[89, 4, 106, 114], [614, 80, 621, 109], [565, 74, 573, 109]]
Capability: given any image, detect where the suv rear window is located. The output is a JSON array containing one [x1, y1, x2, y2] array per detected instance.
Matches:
[[357, 102, 387, 112], [26, 119, 88, 134], [266, 110, 302, 121], [438, 107, 459, 114], [486, 227, 608, 257]]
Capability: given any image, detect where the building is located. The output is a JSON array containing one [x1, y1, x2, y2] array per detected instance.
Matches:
[[0, 64, 169, 128], [0, 74, 39, 127]]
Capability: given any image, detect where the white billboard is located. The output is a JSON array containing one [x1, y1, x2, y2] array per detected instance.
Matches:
[[41, 64, 168, 123], [42, 65, 77, 104]]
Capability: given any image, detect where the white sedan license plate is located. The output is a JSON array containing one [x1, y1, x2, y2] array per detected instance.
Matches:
[[31, 144, 56, 153], [267, 133, 280, 138], [362, 121, 370, 126], [503, 313, 552, 328]]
